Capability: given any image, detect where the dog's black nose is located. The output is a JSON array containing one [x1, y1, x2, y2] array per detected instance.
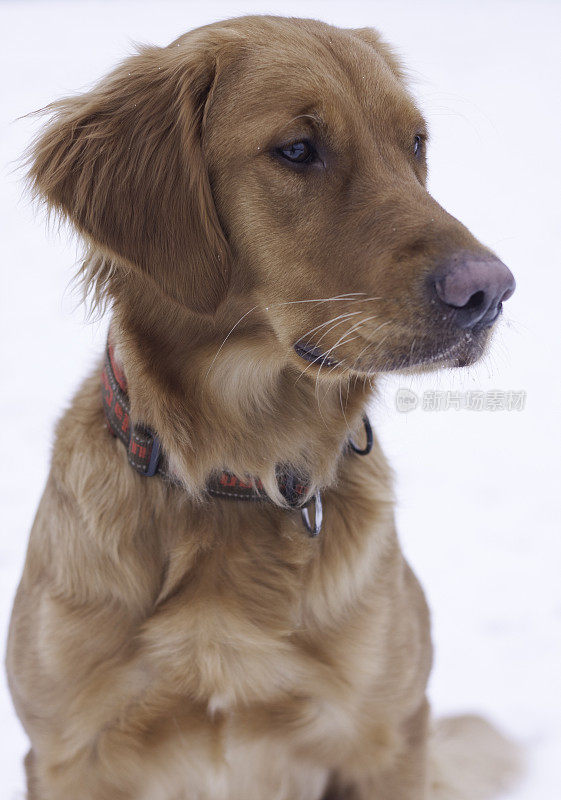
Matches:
[[433, 254, 515, 329]]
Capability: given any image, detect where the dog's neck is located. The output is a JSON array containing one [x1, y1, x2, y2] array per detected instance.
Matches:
[[108, 300, 373, 502]]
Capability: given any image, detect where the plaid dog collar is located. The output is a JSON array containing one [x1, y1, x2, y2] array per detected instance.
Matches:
[[101, 341, 372, 535]]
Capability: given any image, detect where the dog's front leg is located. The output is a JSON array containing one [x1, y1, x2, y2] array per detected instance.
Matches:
[[23, 746, 134, 800], [323, 699, 430, 800]]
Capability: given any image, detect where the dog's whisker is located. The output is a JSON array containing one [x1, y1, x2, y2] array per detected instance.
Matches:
[[318, 354, 352, 412], [320, 344, 362, 408], [295, 311, 361, 346], [314, 313, 371, 347], [313, 355, 331, 428], [297, 313, 379, 390], [315, 315, 379, 365], [294, 346, 336, 384], [271, 293, 366, 307], [338, 381, 351, 432], [351, 322, 393, 373], [313, 318, 373, 408], [408, 337, 417, 369], [317, 316, 382, 407], [294, 314, 369, 384], [345, 372, 351, 409], [204, 304, 260, 381], [325, 334, 362, 363], [310, 322, 354, 416], [354, 329, 392, 375], [207, 296, 380, 383]]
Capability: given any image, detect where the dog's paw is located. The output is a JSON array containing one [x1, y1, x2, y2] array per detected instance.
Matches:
[[429, 714, 524, 800]]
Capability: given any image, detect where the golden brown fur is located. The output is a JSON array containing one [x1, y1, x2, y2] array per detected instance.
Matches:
[[6, 16, 519, 799]]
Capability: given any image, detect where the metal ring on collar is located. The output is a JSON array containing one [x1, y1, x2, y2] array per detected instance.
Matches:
[[348, 413, 373, 456], [301, 491, 322, 537]]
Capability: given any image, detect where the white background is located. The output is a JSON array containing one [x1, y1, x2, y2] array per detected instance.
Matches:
[[1, 1, 560, 797]]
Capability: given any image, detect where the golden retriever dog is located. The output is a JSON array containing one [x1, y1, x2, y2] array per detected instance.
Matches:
[[6, 15, 519, 800]]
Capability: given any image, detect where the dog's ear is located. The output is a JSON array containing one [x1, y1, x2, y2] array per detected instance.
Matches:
[[28, 37, 230, 314]]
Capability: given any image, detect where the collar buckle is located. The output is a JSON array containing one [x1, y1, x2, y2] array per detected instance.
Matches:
[[127, 424, 162, 477]]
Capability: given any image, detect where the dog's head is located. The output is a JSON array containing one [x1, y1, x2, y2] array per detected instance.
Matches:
[[29, 16, 514, 378]]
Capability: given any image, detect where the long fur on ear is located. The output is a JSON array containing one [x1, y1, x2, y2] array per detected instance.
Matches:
[[27, 38, 230, 314]]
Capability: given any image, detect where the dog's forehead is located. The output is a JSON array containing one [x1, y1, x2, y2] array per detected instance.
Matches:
[[210, 23, 422, 146]]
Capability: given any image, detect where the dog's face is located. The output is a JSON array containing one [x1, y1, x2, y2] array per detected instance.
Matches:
[[203, 19, 514, 376], [30, 16, 514, 379]]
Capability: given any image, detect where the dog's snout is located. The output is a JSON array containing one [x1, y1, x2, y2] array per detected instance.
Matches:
[[433, 254, 515, 329]]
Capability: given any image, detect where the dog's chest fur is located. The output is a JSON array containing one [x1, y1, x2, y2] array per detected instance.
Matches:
[[109, 482, 422, 799]]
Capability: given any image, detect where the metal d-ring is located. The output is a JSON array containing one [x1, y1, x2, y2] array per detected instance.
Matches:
[[348, 413, 373, 456], [301, 491, 323, 537]]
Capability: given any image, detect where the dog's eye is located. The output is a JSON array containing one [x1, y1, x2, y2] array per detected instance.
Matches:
[[413, 134, 424, 157], [277, 140, 316, 164]]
